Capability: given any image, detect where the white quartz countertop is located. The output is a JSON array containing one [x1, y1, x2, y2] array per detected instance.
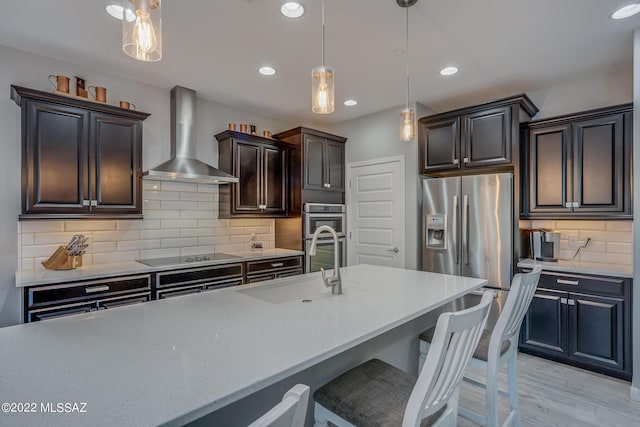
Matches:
[[518, 258, 633, 279], [0, 264, 486, 427], [15, 248, 304, 287]]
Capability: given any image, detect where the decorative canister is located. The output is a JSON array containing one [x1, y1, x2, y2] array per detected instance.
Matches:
[[240, 124, 248, 133]]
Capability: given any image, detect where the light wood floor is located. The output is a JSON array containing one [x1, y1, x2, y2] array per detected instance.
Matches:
[[457, 353, 640, 426]]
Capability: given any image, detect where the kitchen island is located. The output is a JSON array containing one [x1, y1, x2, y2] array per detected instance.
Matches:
[[0, 264, 486, 426]]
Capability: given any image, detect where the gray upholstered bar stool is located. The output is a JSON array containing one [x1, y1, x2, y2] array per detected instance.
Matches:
[[313, 290, 495, 427], [248, 384, 309, 427], [418, 266, 542, 427]]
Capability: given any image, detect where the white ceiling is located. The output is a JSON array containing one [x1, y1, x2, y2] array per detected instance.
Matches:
[[0, 0, 637, 124]]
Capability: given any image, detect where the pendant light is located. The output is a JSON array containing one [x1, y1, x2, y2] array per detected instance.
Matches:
[[122, 0, 162, 62], [312, 0, 335, 114], [398, 0, 417, 141]]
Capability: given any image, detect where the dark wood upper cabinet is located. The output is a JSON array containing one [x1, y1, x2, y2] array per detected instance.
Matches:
[[419, 94, 538, 174], [523, 104, 632, 218], [216, 131, 288, 218], [12, 85, 149, 220], [273, 127, 347, 215]]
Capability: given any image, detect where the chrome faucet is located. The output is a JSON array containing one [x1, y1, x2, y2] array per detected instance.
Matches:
[[309, 225, 342, 295]]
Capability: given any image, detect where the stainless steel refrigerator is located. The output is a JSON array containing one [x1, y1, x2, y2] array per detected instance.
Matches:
[[421, 173, 513, 290]]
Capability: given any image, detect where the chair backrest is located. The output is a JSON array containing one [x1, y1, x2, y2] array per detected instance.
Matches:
[[489, 266, 542, 359], [403, 290, 494, 427], [248, 384, 310, 427]]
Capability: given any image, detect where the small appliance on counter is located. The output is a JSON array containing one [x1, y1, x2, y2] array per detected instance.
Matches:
[[530, 230, 560, 262]]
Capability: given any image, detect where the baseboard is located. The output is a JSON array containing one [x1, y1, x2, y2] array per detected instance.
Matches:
[[630, 385, 640, 401]]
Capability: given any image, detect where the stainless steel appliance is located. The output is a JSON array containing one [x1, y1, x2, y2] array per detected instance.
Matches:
[[531, 230, 560, 261], [304, 203, 346, 238], [303, 203, 347, 273], [421, 173, 513, 289]]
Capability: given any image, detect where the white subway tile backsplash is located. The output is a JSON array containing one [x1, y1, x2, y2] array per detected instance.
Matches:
[[606, 242, 633, 254], [180, 210, 215, 219], [580, 230, 631, 243], [117, 239, 161, 251], [17, 186, 275, 270], [161, 200, 198, 211], [180, 228, 214, 238], [143, 210, 181, 220], [606, 221, 633, 232], [65, 221, 116, 232], [21, 221, 65, 233], [529, 220, 555, 230], [161, 237, 198, 248], [140, 229, 181, 240], [580, 251, 632, 265], [160, 219, 198, 229], [554, 220, 607, 231], [181, 192, 214, 202], [93, 231, 140, 242]]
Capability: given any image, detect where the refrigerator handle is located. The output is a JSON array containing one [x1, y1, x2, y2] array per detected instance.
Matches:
[[462, 195, 469, 265], [452, 195, 459, 264]]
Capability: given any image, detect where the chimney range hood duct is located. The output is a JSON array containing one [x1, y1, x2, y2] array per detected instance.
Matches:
[[143, 86, 239, 184]]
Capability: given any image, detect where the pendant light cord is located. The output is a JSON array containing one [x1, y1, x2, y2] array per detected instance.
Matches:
[[405, 7, 410, 110], [321, 0, 325, 67]]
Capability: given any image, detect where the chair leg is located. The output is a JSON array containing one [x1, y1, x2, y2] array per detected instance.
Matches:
[[485, 362, 500, 427], [507, 353, 521, 427], [419, 339, 429, 373]]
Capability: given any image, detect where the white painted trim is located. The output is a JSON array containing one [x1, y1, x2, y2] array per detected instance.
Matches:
[[631, 386, 640, 402], [346, 155, 406, 268]]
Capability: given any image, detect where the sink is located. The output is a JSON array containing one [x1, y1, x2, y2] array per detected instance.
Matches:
[[237, 276, 331, 304]]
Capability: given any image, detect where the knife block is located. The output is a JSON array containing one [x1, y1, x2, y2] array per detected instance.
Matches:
[[41, 245, 83, 270]]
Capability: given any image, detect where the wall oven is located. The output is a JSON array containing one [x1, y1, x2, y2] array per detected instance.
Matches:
[[303, 203, 347, 273], [305, 237, 347, 273], [303, 203, 346, 239]]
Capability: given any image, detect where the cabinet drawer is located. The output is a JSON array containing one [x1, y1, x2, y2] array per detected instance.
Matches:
[[156, 263, 243, 288], [538, 271, 625, 297], [27, 301, 95, 322], [246, 257, 302, 274], [97, 292, 150, 310], [27, 274, 151, 309]]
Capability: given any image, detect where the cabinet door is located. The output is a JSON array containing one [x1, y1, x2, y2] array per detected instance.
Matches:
[[325, 141, 345, 192], [463, 106, 511, 168], [528, 124, 572, 214], [91, 113, 141, 214], [23, 100, 90, 214], [233, 140, 262, 213], [520, 288, 567, 355], [568, 293, 625, 371], [262, 145, 287, 214], [304, 135, 327, 190], [572, 114, 625, 213], [419, 117, 460, 173]]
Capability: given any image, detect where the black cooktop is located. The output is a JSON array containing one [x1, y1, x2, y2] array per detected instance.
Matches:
[[136, 253, 241, 267]]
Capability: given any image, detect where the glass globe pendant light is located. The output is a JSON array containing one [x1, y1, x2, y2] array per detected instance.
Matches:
[[312, 0, 335, 114], [122, 0, 162, 62], [398, 0, 417, 141]]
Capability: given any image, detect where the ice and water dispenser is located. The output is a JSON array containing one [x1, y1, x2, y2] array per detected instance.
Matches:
[[425, 214, 447, 249]]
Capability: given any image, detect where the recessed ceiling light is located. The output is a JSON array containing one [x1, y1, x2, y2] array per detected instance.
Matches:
[[440, 66, 459, 76], [611, 4, 640, 19], [344, 99, 358, 106], [258, 66, 277, 76], [105, 4, 136, 22], [281, 2, 305, 18]]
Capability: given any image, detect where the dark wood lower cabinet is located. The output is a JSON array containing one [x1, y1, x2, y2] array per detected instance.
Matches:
[[519, 269, 631, 380]]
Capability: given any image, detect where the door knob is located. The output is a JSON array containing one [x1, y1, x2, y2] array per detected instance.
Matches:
[[387, 247, 399, 253]]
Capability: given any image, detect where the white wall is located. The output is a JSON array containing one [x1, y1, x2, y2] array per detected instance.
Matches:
[[332, 102, 432, 271], [0, 44, 295, 326]]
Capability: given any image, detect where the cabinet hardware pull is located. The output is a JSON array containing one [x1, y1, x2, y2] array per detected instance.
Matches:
[[387, 247, 399, 253], [452, 158, 459, 165], [271, 262, 284, 267], [557, 279, 579, 286], [463, 157, 469, 164], [561, 297, 567, 305], [86, 285, 110, 294], [327, 183, 331, 188], [258, 204, 267, 210], [565, 202, 572, 208], [572, 201, 579, 208], [82, 200, 91, 206], [567, 299, 575, 306], [90, 200, 98, 207]]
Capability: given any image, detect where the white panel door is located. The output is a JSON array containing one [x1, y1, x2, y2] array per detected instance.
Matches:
[[347, 156, 404, 268]]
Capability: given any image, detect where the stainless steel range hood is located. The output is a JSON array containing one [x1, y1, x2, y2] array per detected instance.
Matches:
[[143, 86, 238, 184]]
